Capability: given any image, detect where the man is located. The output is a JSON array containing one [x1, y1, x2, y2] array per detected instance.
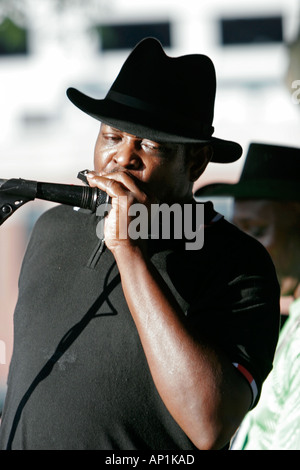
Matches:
[[0, 39, 280, 450], [195, 142, 300, 449]]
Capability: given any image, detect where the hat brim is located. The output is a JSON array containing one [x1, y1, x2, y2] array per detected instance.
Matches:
[[66, 87, 242, 164], [195, 179, 300, 201]]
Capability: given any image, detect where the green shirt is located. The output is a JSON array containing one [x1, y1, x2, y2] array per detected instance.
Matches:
[[232, 297, 300, 450]]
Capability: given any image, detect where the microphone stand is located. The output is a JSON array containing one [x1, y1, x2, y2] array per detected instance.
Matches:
[[0, 178, 37, 226], [0, 170, 108, 226]]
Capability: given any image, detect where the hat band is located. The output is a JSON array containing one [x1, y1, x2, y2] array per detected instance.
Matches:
[[106, 90, 214, 138]]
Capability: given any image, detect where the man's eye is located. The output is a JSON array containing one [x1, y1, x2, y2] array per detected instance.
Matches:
[[141, 141, 158, 150], [141, 140, 168, 154], [104, 134, 121, 144]]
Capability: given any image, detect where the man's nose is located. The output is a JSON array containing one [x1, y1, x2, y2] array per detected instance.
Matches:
[[113, 141, 142, 169]]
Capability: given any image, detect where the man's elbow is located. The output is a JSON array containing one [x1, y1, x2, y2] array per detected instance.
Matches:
[[190, 419, 240, 450], [187, 398, 248, 450], [193, 370, 252, 449], [190, 424, 235, 450]]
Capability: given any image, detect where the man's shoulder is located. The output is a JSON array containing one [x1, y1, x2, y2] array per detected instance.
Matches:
[[217, 216, 259, 244], [197, 200, 265, 251], [30, 205, 96, 244], [204, 211, 266, 252], [37, 204, 81, 222], [204, 213, 277, 275], [35, 204, 91, 228]]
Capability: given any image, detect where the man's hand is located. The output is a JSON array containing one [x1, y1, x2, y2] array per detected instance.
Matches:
[[87, 170, 156, 253]]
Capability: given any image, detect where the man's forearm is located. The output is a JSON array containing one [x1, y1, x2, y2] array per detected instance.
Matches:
[[112, 244, 252, 450]]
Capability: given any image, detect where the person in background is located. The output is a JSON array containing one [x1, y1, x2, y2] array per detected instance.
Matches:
[[0, 40, 280, 450], [195, 143, 300, 449]]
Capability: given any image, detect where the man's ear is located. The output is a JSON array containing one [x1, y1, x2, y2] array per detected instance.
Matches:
[[189, 145, 213, 182]]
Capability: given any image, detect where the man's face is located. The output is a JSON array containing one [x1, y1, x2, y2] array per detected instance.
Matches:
[[233, 199, 300, 292], [93, 124, 196, 204]]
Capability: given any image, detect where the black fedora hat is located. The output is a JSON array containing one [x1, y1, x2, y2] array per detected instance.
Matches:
[[195, 143, 300, 201], [66, 37, 242, 164]]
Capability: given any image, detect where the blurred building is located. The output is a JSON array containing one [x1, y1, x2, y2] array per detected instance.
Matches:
[[1, 0, 300, 413]]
